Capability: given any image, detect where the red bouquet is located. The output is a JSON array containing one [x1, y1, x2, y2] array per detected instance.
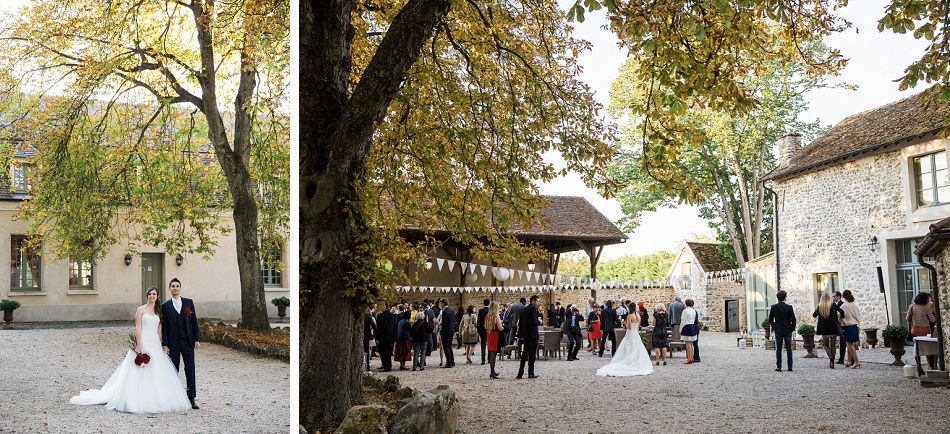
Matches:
[[127, 331, 150, 367], [134, 352, 151, 366]]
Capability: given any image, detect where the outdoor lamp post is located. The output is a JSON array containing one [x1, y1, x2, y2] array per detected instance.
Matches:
[[868, 236, 878, 252], [527, 260, 535, 271]]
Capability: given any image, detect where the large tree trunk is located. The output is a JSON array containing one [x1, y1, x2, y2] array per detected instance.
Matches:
[[189, 1, 271, 330], [300, 0, 451, 427]]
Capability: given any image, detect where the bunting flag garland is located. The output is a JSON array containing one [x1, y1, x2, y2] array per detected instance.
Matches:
[[436, 258, 444, 271], [479, 264, 488, 276]]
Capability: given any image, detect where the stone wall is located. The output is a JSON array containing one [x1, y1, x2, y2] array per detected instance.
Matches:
[[934, 249, 950, 364], [777, 150, 907, 332], [702, 280, 746, 332]]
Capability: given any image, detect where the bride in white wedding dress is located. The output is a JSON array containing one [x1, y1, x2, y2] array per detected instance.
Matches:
[[596, 304, 654, 377], [70, 287, 192, 414]]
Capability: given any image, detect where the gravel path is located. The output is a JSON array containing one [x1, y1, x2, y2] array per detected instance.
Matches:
[[0, 326, 289, 433], [383, 332, 950, 433]]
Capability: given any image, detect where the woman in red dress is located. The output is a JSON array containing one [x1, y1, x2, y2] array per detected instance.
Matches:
[[485, 301, 504, 379], [587, 305, 602, 352]]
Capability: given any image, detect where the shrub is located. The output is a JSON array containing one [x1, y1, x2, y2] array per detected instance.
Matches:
[[882, 324, 908, 343], [0, 299, 21, 311], [271, 296, 290, 307], [761, 318, 770, 329], [797, 324, 815, 335]]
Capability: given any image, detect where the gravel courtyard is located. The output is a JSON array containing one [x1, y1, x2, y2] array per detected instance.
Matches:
[[0, 325, 289, 433], [385, 332, 950, 433]]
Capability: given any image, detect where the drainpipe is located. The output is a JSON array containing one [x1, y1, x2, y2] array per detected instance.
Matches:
[[918, 258, 946, 371], [765, 186, 780, 294]]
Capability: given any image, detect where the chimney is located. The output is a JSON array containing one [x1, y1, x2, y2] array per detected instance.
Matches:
[[777, 132, 802, 165]]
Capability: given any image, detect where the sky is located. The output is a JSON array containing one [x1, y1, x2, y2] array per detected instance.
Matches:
[[544, 0, 931, 260]]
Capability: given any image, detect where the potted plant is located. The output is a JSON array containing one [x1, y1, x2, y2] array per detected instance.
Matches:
[[0, 299, 21, 326], [798, 324, 816, 358], [761, 318, 771, 340], [271, 296, 290, 319], [863, 327, 879, 348], [882, 324, 908, 366]]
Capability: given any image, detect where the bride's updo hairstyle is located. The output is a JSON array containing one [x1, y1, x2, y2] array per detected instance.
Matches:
[[146, 286, 162, 318]]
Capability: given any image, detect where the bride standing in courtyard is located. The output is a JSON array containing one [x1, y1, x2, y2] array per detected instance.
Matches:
[[596, 301, 653, 377], [70, 287, 192, 414]]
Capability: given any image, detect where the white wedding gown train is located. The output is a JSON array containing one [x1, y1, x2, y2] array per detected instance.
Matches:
[[596, 326, 654, 377], [70, 313, 192, 414]]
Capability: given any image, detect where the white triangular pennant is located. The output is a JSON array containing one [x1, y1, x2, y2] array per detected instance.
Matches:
[[479, 264, 488, 276], [447, 260, 456, 272]]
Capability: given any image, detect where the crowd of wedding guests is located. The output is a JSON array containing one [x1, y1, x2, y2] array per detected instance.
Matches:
[[362, 294, 706, 378]]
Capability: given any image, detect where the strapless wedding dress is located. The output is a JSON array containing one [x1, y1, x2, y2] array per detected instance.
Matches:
[[596, 326, 654, 377], [70, 312, 192, 413]]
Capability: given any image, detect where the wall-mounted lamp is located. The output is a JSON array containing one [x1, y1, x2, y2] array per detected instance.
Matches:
[[175, 254, 184, 267], [424, 256, 433, 270], [867, 236, 879, 252], [527, 260, 536, 271], [124, 253, 132, 266]]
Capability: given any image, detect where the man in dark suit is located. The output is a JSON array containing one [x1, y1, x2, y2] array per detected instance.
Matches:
[[363, 305, 377, 371], [566, 305, 583, 361], [439, 299, 456, 368], [375, 304, 398, 372], [599, 300, 619, 357], [160, 278, 201, 409], [477, 299, 490, 365], [833, 291, 846, 364], [768, 290, 797, 372], [556, 302, 565, 328], [517, 295, 542, 379]]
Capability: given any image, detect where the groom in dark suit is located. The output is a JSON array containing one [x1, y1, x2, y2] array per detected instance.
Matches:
[[599, 300, 618, 357], [161, 278, 201, 409]]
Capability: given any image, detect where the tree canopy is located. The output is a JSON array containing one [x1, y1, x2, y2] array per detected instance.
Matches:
[[0, 0, 290, 330]]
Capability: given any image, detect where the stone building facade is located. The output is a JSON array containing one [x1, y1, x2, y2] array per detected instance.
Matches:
[[763, 93, 950, 337], [667, 241, 745, 332]]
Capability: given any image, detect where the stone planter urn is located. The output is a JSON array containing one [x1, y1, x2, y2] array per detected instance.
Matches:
[[802, 333, 816, 358], [763, 325, 771, 341], [277, 305, 287, 318], [863, 328, 879, 348], [2, 308, 12, 325], [889, 338, 906, 366]]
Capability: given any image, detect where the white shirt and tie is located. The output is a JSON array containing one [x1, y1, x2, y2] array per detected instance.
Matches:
[[173, 296, 183, 314]]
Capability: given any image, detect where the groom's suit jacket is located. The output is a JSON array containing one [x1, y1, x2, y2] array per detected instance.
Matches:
[[161, 297, 201, 349]]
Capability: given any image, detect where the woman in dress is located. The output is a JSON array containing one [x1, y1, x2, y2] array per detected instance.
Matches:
[[70, 287, 191, 414], [596, 300, 654, 377], [652, 303, 669, 366], [907, 292, 937, 369], [587, 305, 602, 353], [638, 301, 649, 328], [485, 301, 504, 379], [434, 305, 444, 366], [680, 299, 699, 364], [394, 311, 413, 370], [840, 290, 861, 369], [461, 305, 479, 364], [813, 292, 845, 369], [410, 311, 430, 371]]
